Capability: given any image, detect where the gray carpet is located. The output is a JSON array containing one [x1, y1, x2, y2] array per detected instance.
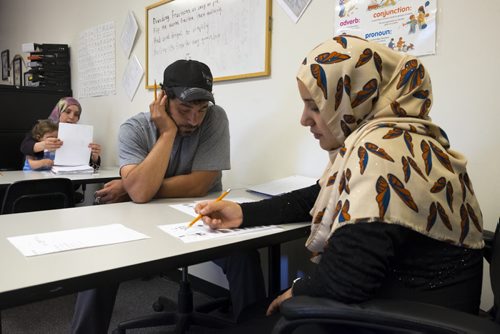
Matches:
[[1, 276, 220, 333]]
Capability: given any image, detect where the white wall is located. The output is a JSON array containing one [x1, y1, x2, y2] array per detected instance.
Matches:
[[1, 0, 499, 307]]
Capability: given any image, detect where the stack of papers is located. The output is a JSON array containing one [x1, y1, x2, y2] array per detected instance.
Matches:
[[52, 165, 94, 174], [52, 123, 94, 175]]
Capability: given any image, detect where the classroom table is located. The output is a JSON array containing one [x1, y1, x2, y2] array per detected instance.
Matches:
[[0, 167, 121, 190], [0, 189, 310, 311]]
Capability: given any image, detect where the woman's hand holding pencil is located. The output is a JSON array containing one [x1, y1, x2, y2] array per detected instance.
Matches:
[[192, 189, 243, 229]]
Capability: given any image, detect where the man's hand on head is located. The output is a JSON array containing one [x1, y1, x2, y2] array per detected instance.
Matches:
[[149, 89, 177, 136]]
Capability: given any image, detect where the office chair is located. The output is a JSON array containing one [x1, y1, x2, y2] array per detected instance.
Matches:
[[113, 266, 232, 333], [273, 221, 500, 334], [0, 178, 75, 214]]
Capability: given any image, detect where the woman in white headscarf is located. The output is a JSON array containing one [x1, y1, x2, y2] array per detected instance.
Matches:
[[19, 97, 102, 203], [196, 35, 483, 330], [20, 97, 101, 169]]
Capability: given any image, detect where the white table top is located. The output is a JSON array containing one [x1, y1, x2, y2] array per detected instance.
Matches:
[[0, 166, 120, 188], [0, 189, 309, 309]]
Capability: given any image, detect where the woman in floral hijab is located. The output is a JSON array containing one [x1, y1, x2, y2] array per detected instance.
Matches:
[[196, 35, 484, 331], [300, 35, 483, 257]]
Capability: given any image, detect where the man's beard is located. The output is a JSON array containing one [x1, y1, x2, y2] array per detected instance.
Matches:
[[178, 125, 198, 136]]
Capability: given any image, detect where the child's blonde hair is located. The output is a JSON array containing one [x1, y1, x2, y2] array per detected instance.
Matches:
[[31, 119, 58, 141]]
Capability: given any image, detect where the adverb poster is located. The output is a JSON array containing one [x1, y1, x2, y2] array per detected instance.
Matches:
[[334, 0, 437, 56]]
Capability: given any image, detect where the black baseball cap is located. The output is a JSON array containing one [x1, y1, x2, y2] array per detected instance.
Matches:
[[163, 60, 214, 103]]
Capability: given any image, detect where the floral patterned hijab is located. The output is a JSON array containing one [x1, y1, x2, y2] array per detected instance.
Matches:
[[297, 36, 483, 261], [48, 97, 81, 123]]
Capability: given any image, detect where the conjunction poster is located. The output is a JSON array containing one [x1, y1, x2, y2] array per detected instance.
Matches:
[[334, 0, 437, 56]]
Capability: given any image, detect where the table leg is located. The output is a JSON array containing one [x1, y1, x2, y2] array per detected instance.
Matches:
[[267, 244, 281, 296]]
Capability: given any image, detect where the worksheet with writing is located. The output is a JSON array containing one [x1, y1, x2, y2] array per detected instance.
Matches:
[[159, 221, 282, 243], [169, 197, 258, 217], [7, 224, 149, 257]]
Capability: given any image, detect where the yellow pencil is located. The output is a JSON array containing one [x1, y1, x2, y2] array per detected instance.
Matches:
[[187, 188, 231, 228], [154, 80, 157, 101]]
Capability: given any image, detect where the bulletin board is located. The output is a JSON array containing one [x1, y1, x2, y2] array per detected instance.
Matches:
[[146, 0, 272, 88]]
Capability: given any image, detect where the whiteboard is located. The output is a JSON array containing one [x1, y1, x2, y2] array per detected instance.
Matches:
[[146, 0, 272, 88]]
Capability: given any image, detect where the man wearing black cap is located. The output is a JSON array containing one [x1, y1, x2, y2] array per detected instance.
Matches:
[[94, 59, 227, 203], [71, 60, 265, 334], [117, 58, 228, 202]]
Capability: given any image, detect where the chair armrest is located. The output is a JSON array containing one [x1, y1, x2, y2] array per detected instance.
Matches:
[[273, 296, 500, 334], [484, 229, 495, 263]]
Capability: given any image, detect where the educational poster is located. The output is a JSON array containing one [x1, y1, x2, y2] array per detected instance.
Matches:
[[277, 0, 312, 23], [78, 21, 116, 98], [122, 55, 143, 101], [334, 0, 437, 56], [120, 11, 139, 58]]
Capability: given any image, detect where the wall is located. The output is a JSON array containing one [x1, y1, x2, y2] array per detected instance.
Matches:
[[1, 0, 499, 308]]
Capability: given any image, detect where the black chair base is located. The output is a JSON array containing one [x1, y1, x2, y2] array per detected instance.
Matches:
[[113, 268, 233, 334], [153, 295, 231, 314], [113, 309, 232, 334]]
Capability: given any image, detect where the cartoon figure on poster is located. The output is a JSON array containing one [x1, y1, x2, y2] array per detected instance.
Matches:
[[417, 3, 430, 29], [367, 0, 379, 10], [387, 38, 395, 50], [338, 0, 357, 18], [395, 36, 414, 53], [402, 42, 414, 52], [403, 2, 430, 33], [367, 0, 399, 11], [403, 14, 418, 34], [396, 36, 405, 51], [382, 0, 397, 6]]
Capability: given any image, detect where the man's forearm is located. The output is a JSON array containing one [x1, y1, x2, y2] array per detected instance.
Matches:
[[155, 171, 220, 198], [122, 132, 176, 203]]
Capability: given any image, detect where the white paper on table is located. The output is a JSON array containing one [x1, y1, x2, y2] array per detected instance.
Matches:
[[7, 224, 150, 257], [159, 221, 282, 243], [247, 175, 317, 196], [120, 11, 139, 58], [54, 123, 93, 166], [169, 197, 259, 217], [122, 55, 144, 101]]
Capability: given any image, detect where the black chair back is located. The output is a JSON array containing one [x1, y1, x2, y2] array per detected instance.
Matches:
[[1, 178, 75, 214], [490, 220, 500, 323], [274, 222, 500, 334]]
